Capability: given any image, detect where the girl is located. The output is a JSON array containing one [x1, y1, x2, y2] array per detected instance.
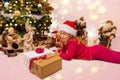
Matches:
[[57, 20, 120, 64]]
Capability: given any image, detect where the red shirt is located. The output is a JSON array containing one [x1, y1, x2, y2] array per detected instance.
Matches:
[[60, 38, 92, 60]]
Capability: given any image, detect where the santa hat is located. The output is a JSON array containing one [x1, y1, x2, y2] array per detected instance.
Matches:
[[51, 30, 58, 33], [58, 20, 76, 36]]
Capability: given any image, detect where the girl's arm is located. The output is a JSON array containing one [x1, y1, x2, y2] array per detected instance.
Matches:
[[60, 40, 77, 60]]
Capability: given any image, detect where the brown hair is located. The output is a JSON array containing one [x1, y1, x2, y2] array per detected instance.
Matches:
[[106, 20, 113, 25]]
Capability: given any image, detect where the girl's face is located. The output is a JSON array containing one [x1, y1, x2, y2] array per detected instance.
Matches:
[[59, 30, 72, 45]]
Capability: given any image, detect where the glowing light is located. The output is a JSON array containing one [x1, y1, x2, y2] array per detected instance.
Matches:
[[10, 16, 13, 19], [87, 0, 101, 10], [38, 4, 42, 7], [55, 74, 63, 79], [15, 24, 17, 26], [29, 21, 32, 23], [9, 6, 12, 9], [90, 14, 98, 21], [43, 77, 51, 80], [61, 0, 70, 5], [90, 66, 99, 74], [87, 4, 96, 10], [97, 6, 106, 14], [15, 1, 18, 3], [75, 67, 83, 74]]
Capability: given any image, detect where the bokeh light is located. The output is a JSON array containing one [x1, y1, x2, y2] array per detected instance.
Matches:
[[49, 0, 120, 50]]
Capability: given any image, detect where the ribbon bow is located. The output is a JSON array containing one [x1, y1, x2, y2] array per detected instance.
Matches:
[[29, 55, 47, 70], [35, 48, 44, 53]]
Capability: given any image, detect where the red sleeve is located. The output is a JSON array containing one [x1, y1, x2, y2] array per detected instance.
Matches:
[[60, 40, 77, 60]]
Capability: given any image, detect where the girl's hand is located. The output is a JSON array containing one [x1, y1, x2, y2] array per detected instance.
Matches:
[[54, 50, 60, 56], [55, 52, 60, 56]]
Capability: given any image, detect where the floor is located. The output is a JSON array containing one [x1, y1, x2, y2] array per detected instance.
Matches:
[[0, 51, 120, 80]]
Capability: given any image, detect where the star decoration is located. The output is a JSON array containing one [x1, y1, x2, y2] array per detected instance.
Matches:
[[43, 77, 51, 80], [75, 67, 83, 74], [90, 14, 98, 21], [90, 66, 99, 74], [55, 74, 63, 80], [97, 6, 106, 14]]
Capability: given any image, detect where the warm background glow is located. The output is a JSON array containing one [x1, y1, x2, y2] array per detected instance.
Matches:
[[49, 0, 120, 51], [0, 1, 120, 80]]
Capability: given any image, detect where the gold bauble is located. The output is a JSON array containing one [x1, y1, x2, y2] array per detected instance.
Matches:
[[12, 19, 15, 22], [14, 10, 21, 16], [0, 23, 2, 27], [13, 4, 16, 7]]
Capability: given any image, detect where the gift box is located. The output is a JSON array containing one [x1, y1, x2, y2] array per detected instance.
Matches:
[[30, 53, 62, 79], [22, 48, 54, 67]]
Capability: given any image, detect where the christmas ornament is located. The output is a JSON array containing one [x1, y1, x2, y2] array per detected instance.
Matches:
[[0, 23, 2, 27], [0, 0, 54, 42], [14, 10, 21, 16]]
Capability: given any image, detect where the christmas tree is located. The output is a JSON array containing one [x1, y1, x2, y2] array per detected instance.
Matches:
[[0, 0, 53, 37]]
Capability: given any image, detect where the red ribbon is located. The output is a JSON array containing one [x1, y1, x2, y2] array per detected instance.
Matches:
[[29, 55, 47, 70], [35, 48, 44, 54]]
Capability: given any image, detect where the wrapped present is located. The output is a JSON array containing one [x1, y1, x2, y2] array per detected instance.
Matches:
[[30, 53, 62, 79], [22, 48, 54, 67]]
